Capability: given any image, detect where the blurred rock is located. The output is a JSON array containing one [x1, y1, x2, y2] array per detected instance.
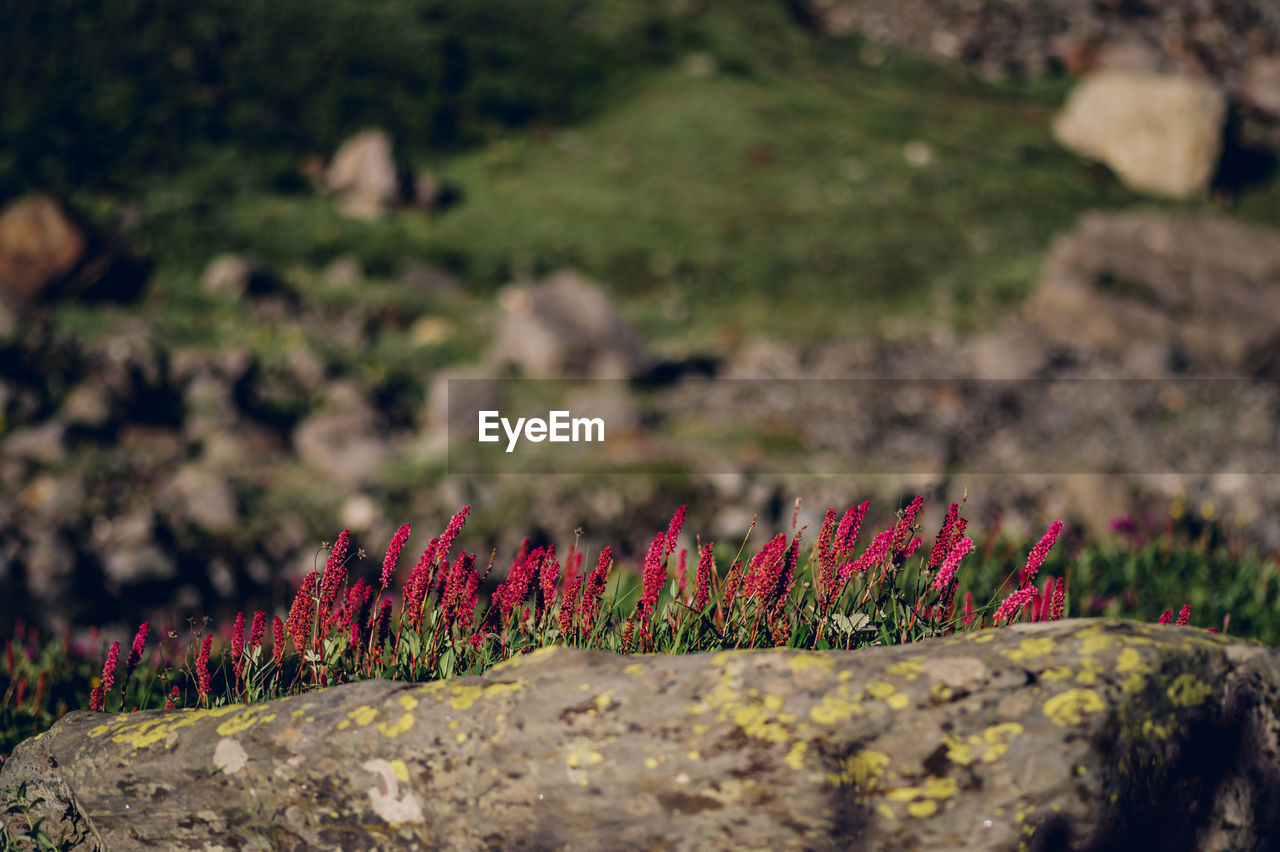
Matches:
[[322, 255, 363, 288], [23, 533, 75, 603], [19, 472, 84, 519], [325, 129, 400, 219], [293, 381, 391, 487], [161, 465, 238, 535], [491, 271, 652, 379], [0, 194, 148, 310], [284, 345, 327, 392], [2, 419, 66, 464], [98, 509, 175, 585], [399, 262, 459, 295], [789, 0, 1280, 105], [0, 194, 87, 310], [1239, 55, 1280, 119], [340, 493, 379, 533], [60, 381, 113, 429], [1052, 71, 1226, 199], [1025, 211, 1280, 374], [201, 254, 272, 300]]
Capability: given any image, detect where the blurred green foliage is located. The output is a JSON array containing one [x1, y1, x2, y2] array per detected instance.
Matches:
[[0, 0, 693, 198]]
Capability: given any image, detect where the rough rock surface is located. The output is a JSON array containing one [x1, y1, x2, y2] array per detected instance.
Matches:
[[491, 270, 653, 380], [789, 0, 1280, 99], [1052, 71, 1226, 198], [5, 619, 1280, 850], [1025, 210, 1280, 374]]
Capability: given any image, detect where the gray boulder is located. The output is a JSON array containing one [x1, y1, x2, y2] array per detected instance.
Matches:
[[1024, 210, 1280, 374], [4, 619, 1279, 850], [491, 270, 652, 380]]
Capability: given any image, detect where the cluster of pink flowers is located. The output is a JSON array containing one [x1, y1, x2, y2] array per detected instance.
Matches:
[[578, 547, 614, 637], [994, 520, 1066, 625]]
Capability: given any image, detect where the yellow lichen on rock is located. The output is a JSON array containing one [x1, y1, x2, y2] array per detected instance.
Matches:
[[1043, 689, 1105, 726], [886, 660, 923, 681], [789, 653, 836, 674], [827, 748, 891, 791], [1166, 673, 1214, 707], [378, 713, 415, 738], [1002, 637, 1056, 663], [809, 693, 864, 725]]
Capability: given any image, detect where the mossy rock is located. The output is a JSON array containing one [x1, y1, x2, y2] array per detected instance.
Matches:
[[4, 619, 1279, 850]]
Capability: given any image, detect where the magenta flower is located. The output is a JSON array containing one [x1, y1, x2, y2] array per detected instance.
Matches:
[[318, 529, 351, 629], [994, 586, 1036, 624], [231, 611, 245, 684], [1158, 609, 1173, 625], [286, 571, 320, 654], [662, 506, 687, 563], [126, 622, 149, 677], [834, 501, 870, 556], [196, 634, 213, 699], [1020, 520, 1063, 588], [928, 503, 962, 572], [638, 531, 669, 620], [380, 523, 412, 588], [1049, 578, 1066, 621], [694, 542, 715, 612], [579, 547, 613, 636], [101, 641, 121, 696], [1176, 604, 1191, 626], [272, 616, 285, 664], [249, 611, 266, 649], [931, 536, 974, 591]]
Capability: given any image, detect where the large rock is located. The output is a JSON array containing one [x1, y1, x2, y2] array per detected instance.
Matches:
[[5, 620, 1280, 850], [1024, 210, 1280, 374], [1052, 71, 1226, 198], [491, 270, 652, 379]]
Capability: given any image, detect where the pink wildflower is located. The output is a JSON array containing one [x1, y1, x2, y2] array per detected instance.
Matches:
[[994, 586, 1036, 624], [101, 641, 120, 696], [196, 634, 213, 698], [380, 523, 412, 588], [834, 501, 870, 556], [638, 531, 670, 620], [286, 571, 320, 654], [579, 547, 613, 636], [560, 573, 582, 638], [375, 599, 393, 647], [663, 506, 687, 563], [249, 612, 266, 649], [231, 612, 245, 683], [931, 536, 974, 591], [890, 496, 924, 559], [126, 622, 149, 677], [318, 530, 351, 630], [272, 616, 285, 664], [928, 503, 962, 571], [1049, 578, 1066, 621], [1020, 520, 1063, 588], [694, 542, 715, 612], [1176, 604, 1191, 626]]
